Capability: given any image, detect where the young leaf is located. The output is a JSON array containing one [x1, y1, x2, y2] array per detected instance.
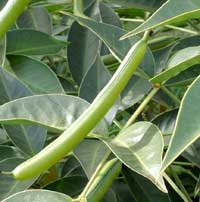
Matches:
[[151, 46, 200, 84], [122, 0, 200, 39]]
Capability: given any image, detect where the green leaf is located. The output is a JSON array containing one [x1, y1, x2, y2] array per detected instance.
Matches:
[[0, 68, 46, 156], [103, 121, 167, 192], [7, 55, 64, 94], [1, 190, 72, 202], [121, 0, 200, 39], [74, 139, 109, 179], [0, 94, 108, 134], [123, 167, 171, 202], [0, 36, 6, 66], [17, 7, 52, 34], [6, 29, 65, 55], [162, 75, 200, 171], [0, 174, 36, 201], [79, 55, 119, 123], [150, 46, 200, 84]]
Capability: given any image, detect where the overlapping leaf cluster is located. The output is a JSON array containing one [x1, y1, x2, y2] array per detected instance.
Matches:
[[0, 0, 199, 201]]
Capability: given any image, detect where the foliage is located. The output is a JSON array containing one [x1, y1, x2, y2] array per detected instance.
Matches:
[[0, 0, 199, 201]]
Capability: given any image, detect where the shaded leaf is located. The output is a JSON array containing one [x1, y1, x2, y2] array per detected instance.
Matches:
[[44, 175, 87, 198], [8, 55, 64, 94], [17, 7, 52, 34], [107, 0, 167, 11], [123, 167, 171, 202], [6, 29, 65, 55], [70, 14, 155, 76], [0, 146, 23, 162], [67, 3, 101, 84], [61, 156, 85, 177], [119, 75, 152, 110], [152, 109, 178, 135]]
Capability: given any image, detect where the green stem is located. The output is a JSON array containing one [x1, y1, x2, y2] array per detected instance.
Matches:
[[120, 18, 199, 35], [0, 0, 30, 39], [73, 0, 84, 16], [160, 86, 181, 105], [166, 25, 199, 35], [163, 173, 189, 202], [123, 87, 159, 129], [169, 166, 193, 202], [77, 150, 111, 200]]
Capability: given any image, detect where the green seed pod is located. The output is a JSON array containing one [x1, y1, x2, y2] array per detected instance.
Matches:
[[83, 159, 122, 202], [12, 34, 148, 180], [0, 0, 30, 39]]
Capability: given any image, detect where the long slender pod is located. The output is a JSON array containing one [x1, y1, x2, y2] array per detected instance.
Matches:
[[13, 32, 149, 180], [0, 0, 30, 39], [81, 158, 122, 202]]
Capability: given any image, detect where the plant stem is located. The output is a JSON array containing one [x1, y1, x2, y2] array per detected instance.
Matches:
[[120, 18, 199, 35], [0, 0, 30, 39], [77, 150, 111, 200], [166, 25, 199, 35], [163, 173, 189, 202], [169, 166, 193, 202], [73, 0, 84, 16], [161, 86, 181, 105], [123, 87, 159, 129]]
